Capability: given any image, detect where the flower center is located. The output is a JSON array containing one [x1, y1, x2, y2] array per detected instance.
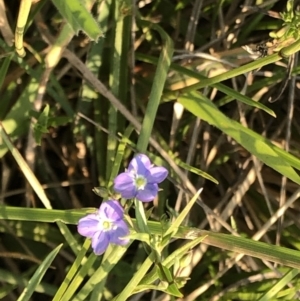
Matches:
[[102, 220, 112, 231], [135, 175, 147, 190]]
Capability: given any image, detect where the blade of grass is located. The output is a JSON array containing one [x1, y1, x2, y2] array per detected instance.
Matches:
[[109, 125, 135, 186], [137, 53, 276, 117], [257, 269, 300, 301], [106, 0, 125, 179], [3, 206, 300, 269], [174, 36, 300, 94], [114, 256, 153, 301], [163, 189, 202, 239], [174, 52, 281, 93], [0, 220, 64, 245], [0, 77, 40, 158], [72, 244, 129, 301], [15, 0, 31, 57], [91, 0, 112, 186], [0, 54, 13, 88], [0, 122, 52, 209], [51, 0, 102, 40], [16, 244, 63, 301], [178, 91, 300, 184], [58, 250, 98, 301], [0, 124, 82, 254], [0, 268, 57, 297], [136, 20, 174, 152], [138, 236, 205, 288]]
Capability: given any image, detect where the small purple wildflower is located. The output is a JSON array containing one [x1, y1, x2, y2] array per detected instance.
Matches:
[[113, 154, 168, 202], [77, 200, 129, 255]]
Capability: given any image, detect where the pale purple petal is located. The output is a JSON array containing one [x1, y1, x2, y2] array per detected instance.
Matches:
[[137, 154, 152, 167], [98, 200, 124, 221], [128, 154, 151, 173], [114, 172, 134, 188], [136, 183, 158, 202], [148, 167, 168, 183], [109, 220, 130, 245], [77, 214, 99, 238], [92, 231, 109, 255], [114, 173, 136, 198]]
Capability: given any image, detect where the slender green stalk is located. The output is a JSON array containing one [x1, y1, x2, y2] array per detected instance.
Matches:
[[136, 21, 174, 152], [2, 205, 300, 269], [175, 52, 281, 93], [280, 38, 300, 57], [114, 256, 153, 300], [106, 0, 124, 177], [15, 0, 32, 57]]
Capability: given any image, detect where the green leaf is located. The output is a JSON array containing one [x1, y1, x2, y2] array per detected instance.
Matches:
[[0, 268, 57, 297], [0, 77, 39, 158], [135, 199, 150, 234], [257, 269, 300, 301], [0, 205, 95, 224], [178, 91, 300, 185], [140, 236, 205, 287], [16, 244, 63, 301], [48, 116, 72, 127], [58, 252, 98, 301], [132, 283, 169, 295], [0, 124, 52, 209], [162, 189, 202, 241], [136, 20, 174, 152], [30, 110, 72, 128], [0, 54, 13, 90], [51, 0, 102, 41], [127, 233, 151, 244], [156, 264, 173, 283], [136, 52, 276, 117], [72, 244, 129, 301], [176, 159, 218, 184], [164, 282, 183, 298], [51, 241, 90, 301], [3, 206, 300, 270], [34, 105, 50, 145]]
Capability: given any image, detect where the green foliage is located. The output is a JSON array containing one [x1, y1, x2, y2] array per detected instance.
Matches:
[[178, 91, 300, 185], [278, 0, 300, 40], [33, 104, 50, 145], [2, 0, 300, 300], [51, 0, 103, 41], [17, 244, 63, 301]]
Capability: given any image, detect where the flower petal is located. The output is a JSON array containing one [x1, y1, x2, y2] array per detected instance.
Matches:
[[136, 183, 158, 202], [128, 154, 151, 173], [148, 166, 168, 183], [77, 214, 99, 238], [91, 231, 109, 255], [98, 200, 125, 221], [114, 173, 136, 198], [109, 220, 130, 245]]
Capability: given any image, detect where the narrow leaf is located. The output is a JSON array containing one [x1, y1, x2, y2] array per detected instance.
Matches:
[[51, 0, 102, 41], [34, 104, 50, 145], [178, 91, 300, 184], [17, 244, 63, 301]]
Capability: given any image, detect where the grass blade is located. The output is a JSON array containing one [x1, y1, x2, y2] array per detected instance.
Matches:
[[16, 244, 63, 301]]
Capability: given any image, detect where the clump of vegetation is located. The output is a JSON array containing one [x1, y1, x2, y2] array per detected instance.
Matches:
[[1, 0, 300, 300]]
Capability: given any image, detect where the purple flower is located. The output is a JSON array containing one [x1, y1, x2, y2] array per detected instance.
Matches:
[[77, 200, 129, 255], [113, 154, 168, 202]]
